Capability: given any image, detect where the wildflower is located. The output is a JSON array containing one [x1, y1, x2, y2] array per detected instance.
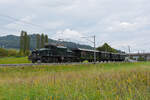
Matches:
[[116, 95, 119, 100], [127, 78, 131, 83]]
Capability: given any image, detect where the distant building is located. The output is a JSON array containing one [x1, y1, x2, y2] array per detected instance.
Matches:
[[128, 53, 150, 61]]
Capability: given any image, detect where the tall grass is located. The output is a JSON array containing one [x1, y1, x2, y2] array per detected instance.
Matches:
[[0, 62, 150, 100]]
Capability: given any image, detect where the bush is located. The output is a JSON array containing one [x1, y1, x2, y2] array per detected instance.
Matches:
[[0, 48, 8, 57], [8, 49, 18, 57], [83, 60, 89, 63], [138, 57, 145, 61], [0, 48, 21, 57]]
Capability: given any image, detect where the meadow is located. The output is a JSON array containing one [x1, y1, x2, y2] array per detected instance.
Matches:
[[0, 62, 150, 100], [0, 57, 31, 64]]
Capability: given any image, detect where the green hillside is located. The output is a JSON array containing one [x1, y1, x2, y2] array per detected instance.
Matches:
[[0, 34, 93, 50]]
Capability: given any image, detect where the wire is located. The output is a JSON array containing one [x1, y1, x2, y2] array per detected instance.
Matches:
[[0, 14, 41, 27], [0, 14, 57, 36]]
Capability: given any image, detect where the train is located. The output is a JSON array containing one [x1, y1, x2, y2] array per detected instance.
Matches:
[[28, 44, 127, 63]]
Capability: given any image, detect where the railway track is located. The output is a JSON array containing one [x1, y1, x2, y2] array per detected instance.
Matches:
[[0, 61, 127, 67], [0, 62, 101, 67]]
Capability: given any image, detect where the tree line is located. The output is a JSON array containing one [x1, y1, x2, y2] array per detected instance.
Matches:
[[36, 33, 48, 49], [19, 31, 49, 56]]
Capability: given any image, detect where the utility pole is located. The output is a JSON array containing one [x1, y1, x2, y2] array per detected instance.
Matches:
[[128, 45, 131, 59]]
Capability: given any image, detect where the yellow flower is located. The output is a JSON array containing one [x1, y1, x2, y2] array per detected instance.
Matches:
[[116, 95, 119, 100], [127, 78, 131, 83]]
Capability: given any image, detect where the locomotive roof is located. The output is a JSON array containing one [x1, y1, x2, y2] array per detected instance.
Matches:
[[57, 46, 67, 49], [76, 48, 99, 52]]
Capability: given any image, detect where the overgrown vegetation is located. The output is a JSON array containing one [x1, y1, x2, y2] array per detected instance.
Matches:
[[0, 62, 149, 100]]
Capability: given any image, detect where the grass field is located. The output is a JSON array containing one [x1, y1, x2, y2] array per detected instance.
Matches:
[[0, 57, 31, 64], [0, 62, 150, 100]]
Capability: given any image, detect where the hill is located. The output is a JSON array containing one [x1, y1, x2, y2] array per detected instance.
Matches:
[[0, 34, 93, 50]]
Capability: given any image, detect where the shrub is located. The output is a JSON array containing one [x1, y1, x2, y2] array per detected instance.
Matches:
[[0, 48, 8, 57], [83, 60, 89, 63], [0, 48, 21, 57]]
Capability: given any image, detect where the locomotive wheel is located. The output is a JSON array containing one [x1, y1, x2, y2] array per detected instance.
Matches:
[[32, 60, 35, 63], [37, 59, 42, 63]]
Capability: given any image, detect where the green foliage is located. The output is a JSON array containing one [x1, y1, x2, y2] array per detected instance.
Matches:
[[36, 34, 49, 49], [83, 60, 89, 63], [19, 31, 30, 56], [41, 33, 45, 48], [138, 56, 146, 61], [45, 35, 48, 43], [20, 31, 24, 52], [97, 43, 118, 53], [0, 48, 20, 57], [36, 34, 41, 49], [7, 49, 19, 57], [0, 48, 8, 57]]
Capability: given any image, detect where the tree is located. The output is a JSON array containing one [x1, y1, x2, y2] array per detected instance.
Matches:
[[20, 31, 24, 55], [97, 43, 118, 53], [36, 34, 41, 49], [41, 33, 45, 48], [45, 35, 48, 44], [25, 35, 30, 55], [24, 32, 27, 54], [19, 31, 30, 56]]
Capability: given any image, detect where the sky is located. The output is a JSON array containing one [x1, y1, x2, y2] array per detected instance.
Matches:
[[0, 0, 150, 53]]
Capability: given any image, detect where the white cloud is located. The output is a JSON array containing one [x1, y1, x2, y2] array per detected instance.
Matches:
[[0, 0, 18, 4], [107, 21, 137, 32], [0, 0, 150, 52], [52, 29, 83, 41]]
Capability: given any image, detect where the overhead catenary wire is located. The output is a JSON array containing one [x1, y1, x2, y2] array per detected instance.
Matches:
[[0, 14, 57, 36], [0, 14, 41, 27]]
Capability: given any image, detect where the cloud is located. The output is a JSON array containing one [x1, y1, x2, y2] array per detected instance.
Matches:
[[0, 0, 150, 52], [107, 21, 137, 32], [4, 15, 37, 34], [0, 0, 18, 4], [52, 29, 84, 41]]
